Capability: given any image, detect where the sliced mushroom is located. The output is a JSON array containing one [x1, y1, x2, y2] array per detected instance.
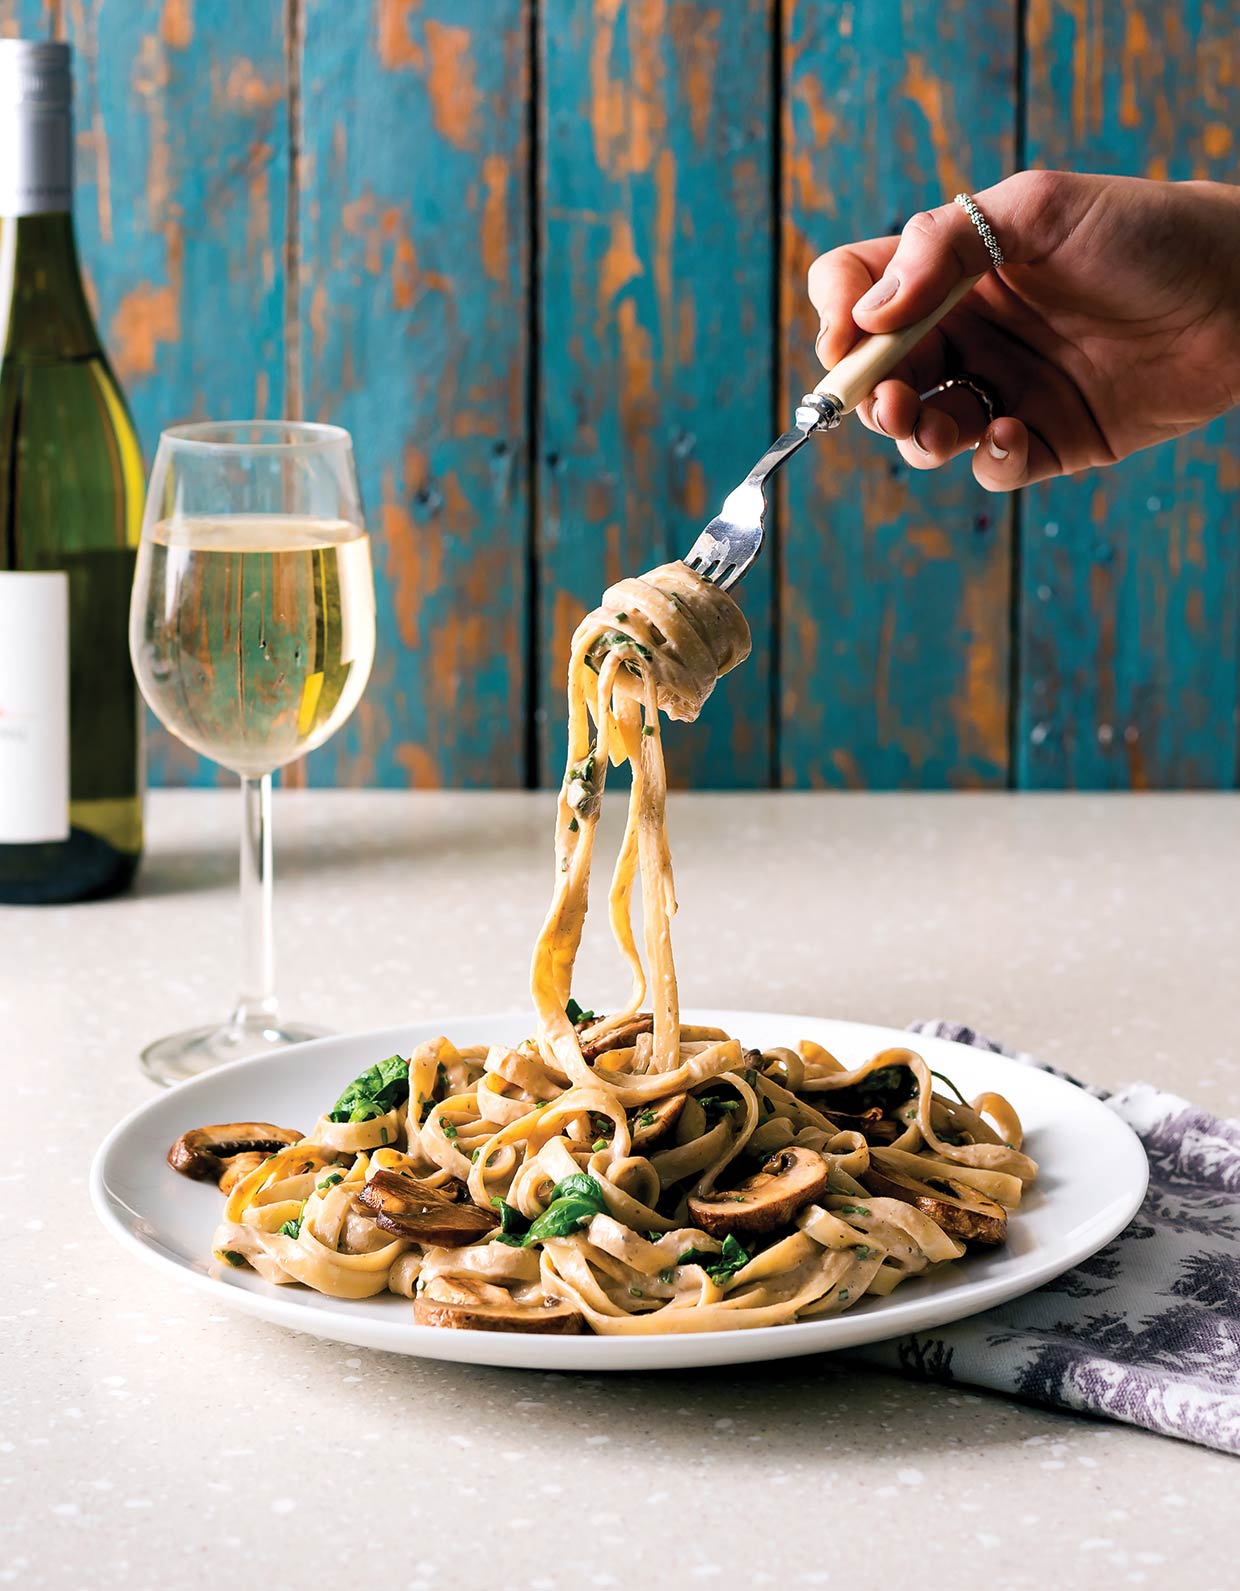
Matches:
[[414, 1276, 584, 1333], [357, 1169, 498, 1245], [688, 1146, 830, 1239], [580, 1014, 654, 1062], [167, 1122, 304, 1186], [861, 1163, 1007, 1245], [630, 1093, 687, 1151], [820, 1107, 902, 1146]]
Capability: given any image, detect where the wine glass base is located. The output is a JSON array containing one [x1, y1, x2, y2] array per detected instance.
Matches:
[[140, 1017, 329, 1088]]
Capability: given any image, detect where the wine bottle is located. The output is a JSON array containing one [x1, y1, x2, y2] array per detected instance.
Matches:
[[0, 40, 145, 904]]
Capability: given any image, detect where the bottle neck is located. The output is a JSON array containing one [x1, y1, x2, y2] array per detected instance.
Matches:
[[0, 210, 101, 359]]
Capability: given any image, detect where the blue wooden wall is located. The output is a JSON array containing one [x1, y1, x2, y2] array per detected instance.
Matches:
[[6, 0, 1237, 790]]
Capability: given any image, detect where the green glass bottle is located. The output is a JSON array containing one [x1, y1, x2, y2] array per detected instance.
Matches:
[[0, 40, 144, 903]]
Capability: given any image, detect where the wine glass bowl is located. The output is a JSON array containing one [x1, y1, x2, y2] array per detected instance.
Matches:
[[129, 421, 376, 1086]]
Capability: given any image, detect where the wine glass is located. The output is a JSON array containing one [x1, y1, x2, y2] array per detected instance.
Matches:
[[129, 421, 376, 1086]]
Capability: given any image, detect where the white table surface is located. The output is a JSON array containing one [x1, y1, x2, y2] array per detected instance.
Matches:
[[3, 790, 1237, 1589]]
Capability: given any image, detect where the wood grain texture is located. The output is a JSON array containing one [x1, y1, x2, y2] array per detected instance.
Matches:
[[537, 0, 774, 789], [299, 0, 531, 789], [1019, 0, 1240, 788], [54, 0, 289, 787], [779, 0, 1016, 789]]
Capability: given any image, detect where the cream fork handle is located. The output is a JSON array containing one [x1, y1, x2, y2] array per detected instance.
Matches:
[[812, 273, 983, 416]]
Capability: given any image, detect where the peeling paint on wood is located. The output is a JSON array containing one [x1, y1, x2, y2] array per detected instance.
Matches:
[[779, 1, 1015, 789], [37, 0, 289, 787], [538, 0, 775, 789], [299, 0, 530, 789], [1019, 0, 1240, 789]]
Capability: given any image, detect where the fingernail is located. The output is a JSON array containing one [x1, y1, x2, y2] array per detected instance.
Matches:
[[912, 419, 932, 454], [815, 324, 830, 363], [856, 272, 898, 312], [987, 431, 1009, 460], [870, 403, 888, 437]]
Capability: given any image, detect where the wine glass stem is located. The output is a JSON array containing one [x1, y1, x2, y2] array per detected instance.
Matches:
[[233, 773, 278, 1031]]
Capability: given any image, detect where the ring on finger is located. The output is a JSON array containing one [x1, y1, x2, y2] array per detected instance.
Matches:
[[919, 374, 1000, 450]]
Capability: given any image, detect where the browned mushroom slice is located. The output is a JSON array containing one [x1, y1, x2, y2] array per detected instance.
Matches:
[[861, 1163, 1007, 1245], [167, 1123, 305, 1185], [820, 1107, 902, 1146], [357, 1169, 499, 1245], [414, 1276, 584, 1333], [687, 1146, 830, 1239], [580, 1014, 654, 1062], [630, 1093, 687, 1151]]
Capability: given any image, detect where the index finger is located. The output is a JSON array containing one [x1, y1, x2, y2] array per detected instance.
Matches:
[[806, 236, 899, 367]]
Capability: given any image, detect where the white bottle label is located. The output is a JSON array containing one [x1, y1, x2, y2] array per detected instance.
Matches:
[[0, 571, 70, 843]]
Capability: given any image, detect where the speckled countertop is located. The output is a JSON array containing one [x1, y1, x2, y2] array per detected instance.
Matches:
[[3, 791, 1237, 1590]]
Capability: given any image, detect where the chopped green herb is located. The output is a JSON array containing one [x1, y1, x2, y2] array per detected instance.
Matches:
[[568, 817, 579, 832], [642, 724, 654, 737], [317, 1172, 344, 1191], [436, 1062, 449, 1091], [279, 1217, 302, 1240], [442, 1121, 458, 1142], [637, 1109, 656, 1127], [839, 1204, 870, 1216], [762, 1097, 774, 1115], [647, 1231, 663, 1243], [628, 1286, 644, 1298], [839, 1289, 850, 1302], [592, 1138, 608, 1153], [743, 1068, 758, 1088], [219, 1250, 246, 1268], [856, 1245, 871, 1260], [565, 997, 595, 1025], [614, 612, 628, 622], [327, 1053, 410, 1124], [658, 1268, 675, 1286], [471, 1148, 481, 1163], [697, 1093, 742, 1120], [601, 629, 651, 658], [378, 1127, 388, 1146], [535, 1100, 551, 1109], [560, 858, 569, 872]]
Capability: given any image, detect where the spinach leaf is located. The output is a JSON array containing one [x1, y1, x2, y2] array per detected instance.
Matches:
[[495, 1173, 608, 1248], [491, 1197, 532, 1246], [826, 1063, 917, 1116], [678, 1233, 751, 1285], [930, 1069, 970, 1108], [327, 1053, 410, 1124]]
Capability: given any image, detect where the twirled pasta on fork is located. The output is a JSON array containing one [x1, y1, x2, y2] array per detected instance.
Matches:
[[169, 561, 1036, 1334]]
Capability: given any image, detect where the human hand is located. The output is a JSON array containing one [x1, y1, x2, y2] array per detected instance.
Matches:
[[807, 170, 1240, 489]]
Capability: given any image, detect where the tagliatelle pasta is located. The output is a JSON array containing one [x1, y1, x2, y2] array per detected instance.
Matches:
[[175, 561, 1037, 1335]]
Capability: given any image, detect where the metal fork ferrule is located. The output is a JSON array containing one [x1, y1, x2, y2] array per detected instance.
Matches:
[[796, 392, 842, 432]]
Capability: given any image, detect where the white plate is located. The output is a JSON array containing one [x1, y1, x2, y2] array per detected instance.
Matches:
[[90, 1011, 1148, 1372]]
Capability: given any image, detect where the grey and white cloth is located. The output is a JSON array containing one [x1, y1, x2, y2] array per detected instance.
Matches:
[[849, 1022, 1240, 1455]]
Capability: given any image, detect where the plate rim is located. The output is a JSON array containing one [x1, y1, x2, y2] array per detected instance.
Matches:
[[90, 1010, 1150, 1370]]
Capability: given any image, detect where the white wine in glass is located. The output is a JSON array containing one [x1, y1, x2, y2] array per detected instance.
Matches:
[[130, 423, 376, 1086]]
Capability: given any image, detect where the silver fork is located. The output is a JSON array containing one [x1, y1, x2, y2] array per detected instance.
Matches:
[[683, 272, 983, 591]]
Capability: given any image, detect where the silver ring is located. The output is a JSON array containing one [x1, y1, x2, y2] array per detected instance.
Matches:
[[919, 375, 998, 448], [954, 192, 1004, 268]]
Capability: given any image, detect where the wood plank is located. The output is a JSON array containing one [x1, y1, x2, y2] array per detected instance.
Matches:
[[779, 1, 1017, 789], [537, 0, 775, 789], [55, 0, 289, 787], [300, 0, 531, 788], [1019, 0, 1240, 788]]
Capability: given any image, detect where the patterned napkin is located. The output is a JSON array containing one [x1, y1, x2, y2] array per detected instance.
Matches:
[[849, 1022, 1240, 1455]]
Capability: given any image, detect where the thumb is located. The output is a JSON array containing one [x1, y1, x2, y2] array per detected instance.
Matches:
[[851, 172, 1054, 330]]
